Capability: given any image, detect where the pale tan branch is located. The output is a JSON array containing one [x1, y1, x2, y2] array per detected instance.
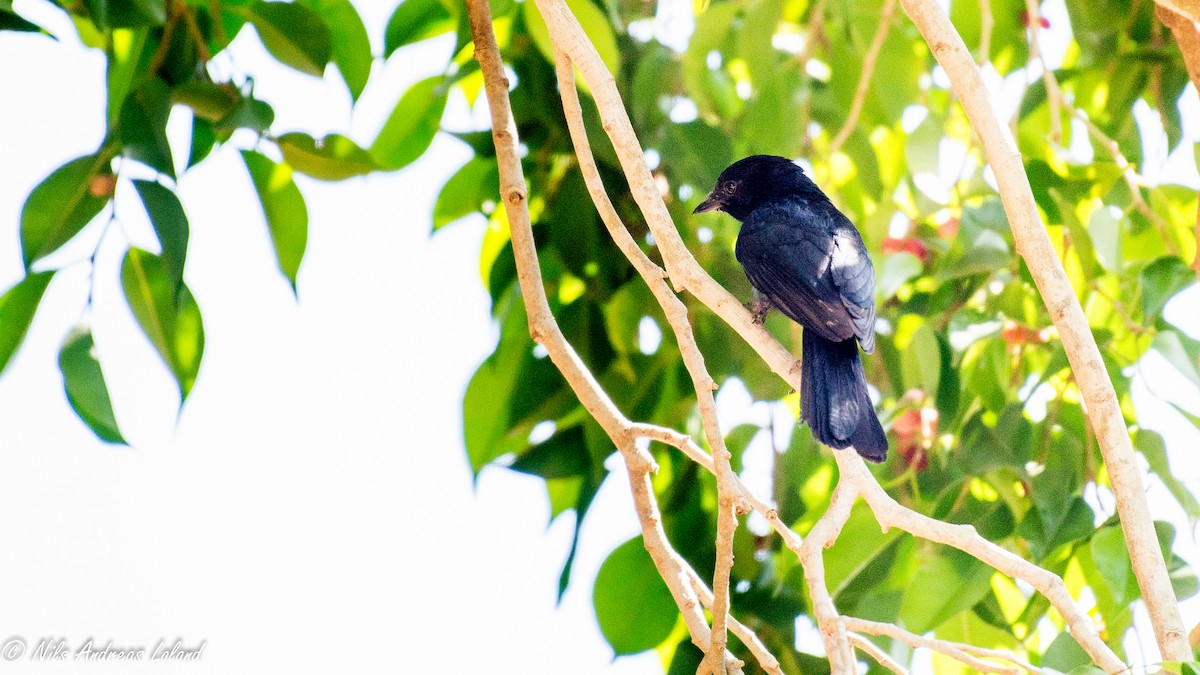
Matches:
[[690, 574, 783, 675], [850, 633, 908, 674], [797, 478, 859, 673], [466, 2, 737, 668], [551, 50, 746, 675], [1156, 4, 1200, 278], [828, 0, 897, 157], [630, 423, 804, 558], [897, 0, 1191, 662], [1154, 0, 1200, 24], [845, 618, 1028, 675], [836, 453, 1123, 672]]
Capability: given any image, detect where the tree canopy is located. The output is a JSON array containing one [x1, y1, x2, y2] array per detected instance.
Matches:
[[3, 0, 1200, 671]]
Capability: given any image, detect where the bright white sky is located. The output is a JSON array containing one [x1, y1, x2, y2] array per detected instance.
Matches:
[[2, 0, 1200, 673]]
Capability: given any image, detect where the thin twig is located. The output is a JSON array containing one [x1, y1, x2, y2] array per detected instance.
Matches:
[[845, 618, 1032, 674], [797, 477, 859, 672], [690, 575, 783, 675], [849, 633, 908, 675], [828, 0, 897, 157], [837, 452, 1125, 672], [1022, 0, 1062, 142], [978, 0, 994, 65], [1071, 109, 1179, 255]]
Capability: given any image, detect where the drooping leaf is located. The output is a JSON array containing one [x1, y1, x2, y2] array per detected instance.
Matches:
[[369, 76, 448, 170], [119, 77, 175, 178], [58, 327, 126, 444], [0, 2, 45, 33], [593, 536, 678, 655], [277, 132, 377, 181], [20, 152, 114, 269], [0, 271, 54, 376], [121, 248, 205, 401], [299, 0, 372, 101], [383, 0, 456, 58], [233, 0, 332, 77], [106, 27, 151, 126], [241, 150, 308, 292], [132, 180, 190, 284], [433, 158, 499, 230], [173, 81, 243, 122], [1136, 430, 1200, 524]]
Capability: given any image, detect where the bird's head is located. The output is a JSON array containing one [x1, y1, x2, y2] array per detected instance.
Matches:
[[693, 155, 821, 221]]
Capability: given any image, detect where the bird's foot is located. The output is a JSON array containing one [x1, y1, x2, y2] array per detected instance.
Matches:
[[749, 297, 771, 325]]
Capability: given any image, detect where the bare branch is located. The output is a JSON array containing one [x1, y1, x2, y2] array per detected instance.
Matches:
[[690, 574, 783, 675], [1154, 0, 1200, 24], [828, 0, 897, 157], [897, 0, 1192, 662], [465, 2, 741, 668], [836, 452, 1123, 672], [849, 633, 908, 675], [845, 618, 1032, 674], [798, 479, 859, 673]]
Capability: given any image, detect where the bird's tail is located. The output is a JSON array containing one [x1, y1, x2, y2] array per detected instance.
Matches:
[[800, 329, 888, 463]]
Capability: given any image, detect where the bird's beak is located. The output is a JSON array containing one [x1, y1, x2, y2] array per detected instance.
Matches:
[[693, 194, 722, 214]]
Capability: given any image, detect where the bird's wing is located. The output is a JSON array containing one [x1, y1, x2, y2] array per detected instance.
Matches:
[[735, 200, 876, 351]]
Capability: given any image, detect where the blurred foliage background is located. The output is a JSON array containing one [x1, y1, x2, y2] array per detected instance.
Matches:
[[3, 0, 1200, 671]]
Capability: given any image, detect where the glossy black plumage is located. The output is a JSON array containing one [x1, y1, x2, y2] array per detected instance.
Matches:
[[695, 155, 888, 462]]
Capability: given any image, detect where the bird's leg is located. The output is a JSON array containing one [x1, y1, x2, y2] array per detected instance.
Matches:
[[749, 289, 772, 325]]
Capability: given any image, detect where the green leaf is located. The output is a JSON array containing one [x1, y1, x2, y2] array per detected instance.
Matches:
[[1042, 631, 1092, 672], [901, 322, 941, 398], [1090, 526, 1138, 607], [119, 78, 175, 178], [384, 0, 456, 58], [299, 0, 372, 101], [433, 158, 499, 230], [1151, 330, 1200, 390], [898, 548, 994, 633], [662, 121, 733, 190], [1137, 430, 1200, 523], [277, 132, 378, 181], [0, 3, 45, 33], [241, 150, 308, 292], [132, 180, 189, 284], [523, 0, 620, 80], [1087, 205, 1122, 272], [188, 118, 217, 169], [121, 248, 205, 400], [369, 76, 447, 170], [877, 252, 923, 300], [214, 96, 276, 134], [20, 152, 113, 269], [1141, 257, 1194, 324], [58, 327, 126, 444], [0, 271, 54, 376], [106, 27, 151, 126], [172, 81, 243, 123], [234, 0, 332, 77], [594, 537, 678, 655]]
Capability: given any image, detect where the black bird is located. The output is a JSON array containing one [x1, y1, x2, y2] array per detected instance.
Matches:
[[694, 155, 888, 462]]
